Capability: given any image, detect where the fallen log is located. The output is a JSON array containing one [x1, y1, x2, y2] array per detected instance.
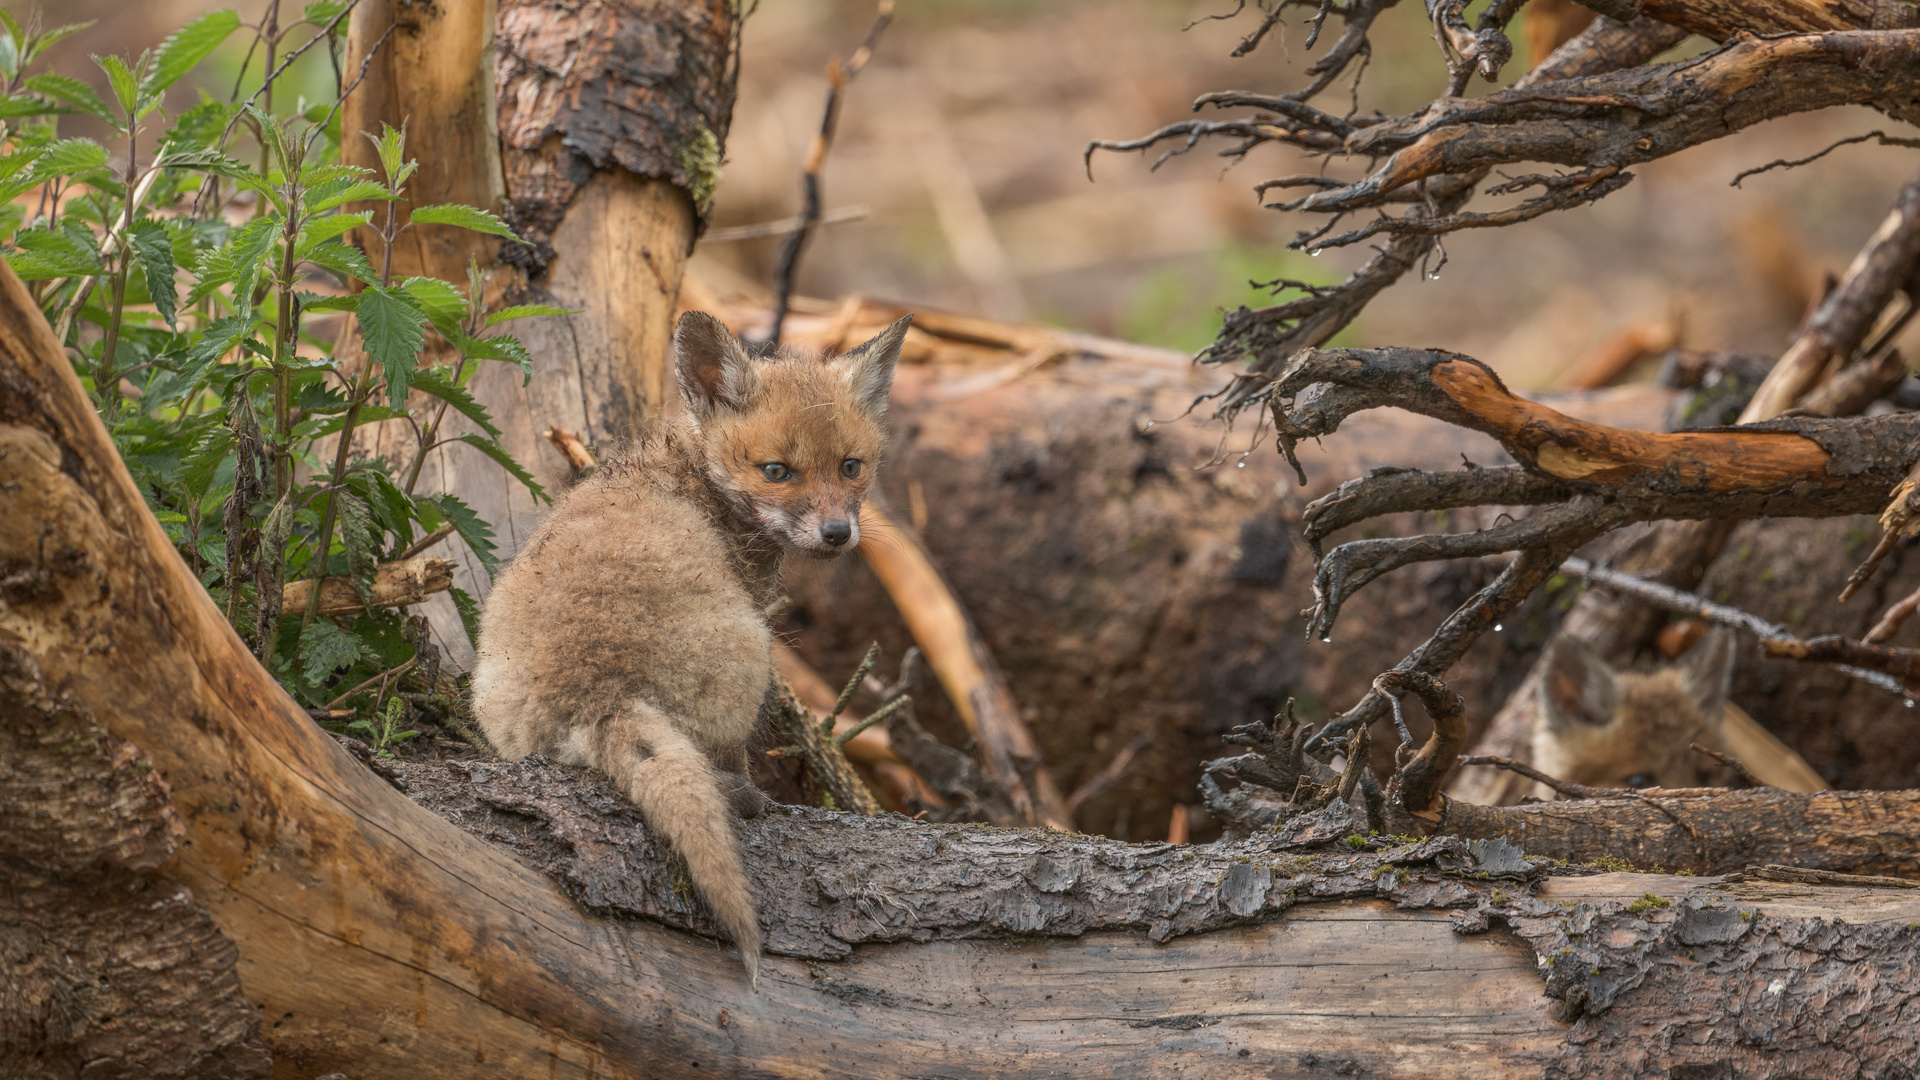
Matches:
[[9, 246, 1920, 1075]]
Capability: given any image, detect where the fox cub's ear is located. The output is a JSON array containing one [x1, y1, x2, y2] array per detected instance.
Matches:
[[1541, 635, 1620, 731], [833, 314, 912, 419], [1676, 627, 1735, 724], [675, 311, 758, 422]]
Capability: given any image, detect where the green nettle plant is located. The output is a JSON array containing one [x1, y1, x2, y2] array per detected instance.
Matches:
[[0, 6, 557, 743]]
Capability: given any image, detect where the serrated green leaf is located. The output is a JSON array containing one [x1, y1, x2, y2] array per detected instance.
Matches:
[[296, 210, 371, 251], [304, 176, 395, 214], [129, 221, 177, 328], [182, 314, 253, 370], [144, 10, 240, 99], [24, 21, 94, 65], [0, 11, 23, 51], [224, 215, 281, 309], [353, 467, 416, 549], [397, 276, 468, 340], [457, 433, 545, 502], [425, 494, 498, 579], [94, 53, 138, 117], [366, 122, 407, 185], [300, 240, 378, 289], [407, 203, 519, 240], [177, 425, 234, 501], [162, 98, 229, 149], [462, 333, 534, 383], [335, 491, 378, 607], [485, 303, 574, 326], [356, 286, 427, 408], [27, 139, 109, 183], [24, 73, 116, 124], [154, 144, 249, 176], [185, 245, 234, 308], [0, 92, 56, 119], [299, 290, 361, 314], [6, 223, 102, 279], [299, 618, 363, 686], [231, 168, 289, 216], [411, 367, 500, 440], [449, 586, 482, 648], [0, 30, 14, 81], [304, 1, 351, 25]]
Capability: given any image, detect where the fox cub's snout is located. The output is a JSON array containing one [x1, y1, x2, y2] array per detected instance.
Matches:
[[1532, 628, 1735, 792], [675, 311, 909, 559]]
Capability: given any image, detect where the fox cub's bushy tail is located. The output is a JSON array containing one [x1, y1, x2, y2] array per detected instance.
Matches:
[[595, 703, 762, 983]]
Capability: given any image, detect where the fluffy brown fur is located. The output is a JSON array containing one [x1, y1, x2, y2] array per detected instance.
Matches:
[[1531, 628, 1735, 793], [472, 311, 910, 982]]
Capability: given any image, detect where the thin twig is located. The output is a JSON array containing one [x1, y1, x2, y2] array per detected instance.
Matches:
[[326, 656, 417, 710], [1731, 130, 1920, 188], [1561, 556, 1909, 697], [394, 522, 457, 561], [1065, 732, 1153, 816], [767, 0, 893, 344], [1742, 864, 1920, 889], [1865, 582, 1920, 644], [1690, 742, 1762, 788]]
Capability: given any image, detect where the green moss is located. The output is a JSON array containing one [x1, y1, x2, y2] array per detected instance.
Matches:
[[1625, 892, 1672, 914], [1587, 855, 1635, 873], [677, 123, 723, 214]]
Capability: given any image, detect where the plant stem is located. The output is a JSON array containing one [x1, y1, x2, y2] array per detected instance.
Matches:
[[96, 126, 137, 414], [298, 193, 400, 635], [402, 354, 465, 496]]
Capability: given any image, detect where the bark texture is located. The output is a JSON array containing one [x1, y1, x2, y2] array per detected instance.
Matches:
[[0, 591, 268, 1077], [496, 0, 736, 263]]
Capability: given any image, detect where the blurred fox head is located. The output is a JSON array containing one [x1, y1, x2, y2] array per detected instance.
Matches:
[[673, 310, 910, 559], [1531, 628, 1735, 792]]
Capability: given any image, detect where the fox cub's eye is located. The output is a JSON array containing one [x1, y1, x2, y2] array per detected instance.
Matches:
[[840, 458, 862, 479], [760, 463, 793, 482]]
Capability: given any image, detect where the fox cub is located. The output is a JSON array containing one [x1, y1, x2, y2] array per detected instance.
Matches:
[[1532, 628, 1735, 792], [472, 310, 911, 982]]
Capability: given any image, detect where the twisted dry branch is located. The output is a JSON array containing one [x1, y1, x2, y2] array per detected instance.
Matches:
[[1269, 346, 1920, 746]]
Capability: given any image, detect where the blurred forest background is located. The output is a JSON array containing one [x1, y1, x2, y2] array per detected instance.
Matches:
[[55, 0, 1920, 386]]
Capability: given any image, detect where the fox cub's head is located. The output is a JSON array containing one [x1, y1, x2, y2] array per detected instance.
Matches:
[[674, 310, 909, 559], [1531, 628, 1735, 792]]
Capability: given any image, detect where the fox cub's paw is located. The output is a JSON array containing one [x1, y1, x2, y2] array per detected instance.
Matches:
[[722, 772, 771, 819]]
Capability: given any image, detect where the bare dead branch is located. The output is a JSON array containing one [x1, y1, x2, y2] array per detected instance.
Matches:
[[1300, 463, 1574, 554], [1559, 555, 1908, 696], [1691, 742, 1762, 788], [1761, 635, 1920, 688], [1376, 669, 1467, 816], [1741, 169, 1920, 422], [1866, 581, 1920, 644], [1457, 754, 1647, 800], [1307, 498, 1621, 641], [768, 0, 894, 344], [1297, 32, 1920, 224], [1065, 733, 1153, 816], [1730, 129, 1920, 188], [1743, 864, 1920, 889]]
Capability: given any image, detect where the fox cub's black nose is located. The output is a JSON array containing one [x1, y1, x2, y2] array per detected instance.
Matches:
[[821, 519, 852, 546]]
